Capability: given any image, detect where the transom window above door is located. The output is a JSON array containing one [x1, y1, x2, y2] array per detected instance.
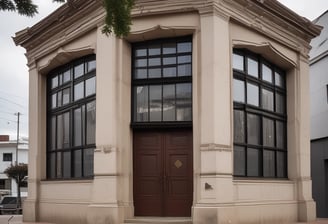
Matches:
[[132, 37, 192, 126]]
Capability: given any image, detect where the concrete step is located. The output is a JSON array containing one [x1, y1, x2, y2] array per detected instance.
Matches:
[[124, 217, 192, 224]]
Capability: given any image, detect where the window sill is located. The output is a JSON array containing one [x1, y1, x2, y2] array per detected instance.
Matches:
[[233, 177, 292, 184], [41, 178, 93, 185]]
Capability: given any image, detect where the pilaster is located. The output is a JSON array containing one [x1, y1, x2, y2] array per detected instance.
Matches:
[[87, 27, 122, 224], [23, 63, 44, 222], [194, 10, 234, 224], [295, 56, 316, 221]]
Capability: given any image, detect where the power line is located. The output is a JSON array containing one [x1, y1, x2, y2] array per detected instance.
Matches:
[[0, 117, 17, 123], [0, 90, 27, 100], [0, 110, 16, 115], [0, 97, 26, 109]]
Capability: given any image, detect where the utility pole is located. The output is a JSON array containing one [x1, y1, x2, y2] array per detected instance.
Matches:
[[15, 112, 20, 165]]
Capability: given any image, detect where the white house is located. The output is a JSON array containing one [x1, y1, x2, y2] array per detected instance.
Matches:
[[0, 135, 28, 197]]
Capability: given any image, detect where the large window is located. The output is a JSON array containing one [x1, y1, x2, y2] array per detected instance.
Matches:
[[47, 55, 96, 179], [233, 50, 287, 178], [132, 37, 192, 127]]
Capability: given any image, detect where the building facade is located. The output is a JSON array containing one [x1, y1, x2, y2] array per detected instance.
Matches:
[[310, 10, 328, 218], [0, 135, 28, 197], [14, 0, 320, 223]]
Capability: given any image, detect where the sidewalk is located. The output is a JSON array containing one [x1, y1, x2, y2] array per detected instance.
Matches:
[[0, 215, 327, 224]]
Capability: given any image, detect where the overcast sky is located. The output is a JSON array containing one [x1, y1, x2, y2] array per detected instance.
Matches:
[[0, 0, 328, 140]]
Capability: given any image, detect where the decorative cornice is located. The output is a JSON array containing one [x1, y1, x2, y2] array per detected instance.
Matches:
[[13, 0, 321, 57], [13, 0, 103, 50]]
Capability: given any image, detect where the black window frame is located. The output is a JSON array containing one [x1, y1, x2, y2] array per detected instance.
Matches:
[[233, 49, 288, 179], [46, 55, 96, 180], [131, 36, 193, 129], [3, 153, 12, 162]]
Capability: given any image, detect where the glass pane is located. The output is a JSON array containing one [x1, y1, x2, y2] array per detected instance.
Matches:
[[51, 93, 57, 109], [57, 91, 62, 107], [74, 108, 82, 146], [148, 68, 161, 78], [63, 151, 71, 178], [74, 82, 84, 101], [177, 42, 191, 53], [163, 84, 176, 121], [263, 118, 275, 147], [58, 74, 62, 86], [52, 76, 58, 89], [247, 57, 258, 78], [135, 86, 149, 122], [275, 71, 284, 88], [83, 148, 94, 177], [149, 85, 162, 121], [135, 48, 147, 57], [247, 83, 259, 106], [178, 64, 191, 76], [176, 83, 192, 121], [263, 150, 275, 177], [234, 110, 245, 143], [247, 148, 260, 177], [163, 43, 176, 54], [50, 153, 56, 178], [276, 92, 285, 114], [277, 152, 287, 178], [86, 77, 96, 96], [233, 79, 245, 103], [82, 105, 85, 145], [233, 53, 244, 71], [51, 116, 56, 150], [73, 150, 82, 178], [64, 112, 70, 148], [57, 114, 63, 149], [262, 88, 274, 111], [63, 70, 71, 83], [74, 63, 84, 79], [234, 146, 245, 176], [178, 55, 191, 64], [148, 58, 161, 66], [57, 152, 62, 178], [87, 60, 96, 72], [163, 67, 176, 77], [135, 69, 147, 79], [62, 88, 70, 105], [149, 44, 160, 56], [163, 57, 176, 65], [262, 64, 272, 83], [86, 101, 96, 145], [247, 113, 260, 145], [276, 121, 286, 149], [135, 59, 147, 67]]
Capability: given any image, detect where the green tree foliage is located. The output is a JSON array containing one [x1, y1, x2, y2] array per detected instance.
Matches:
[[0, 0, 134, 37], [4, 163, 28, 209]]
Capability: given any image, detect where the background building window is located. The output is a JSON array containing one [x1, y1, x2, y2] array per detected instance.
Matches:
[[232, 49, 287, 178], [131, 37, 192, 127], [326, 84, 328, 103], [3, 153, 12, 162], [47, 55, 96, 179]]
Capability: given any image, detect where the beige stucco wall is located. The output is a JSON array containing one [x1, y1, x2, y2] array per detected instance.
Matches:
[[22, 2, 316, 224]]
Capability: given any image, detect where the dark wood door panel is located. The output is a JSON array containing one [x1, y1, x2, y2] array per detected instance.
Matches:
[[133, 129, 193, 217]]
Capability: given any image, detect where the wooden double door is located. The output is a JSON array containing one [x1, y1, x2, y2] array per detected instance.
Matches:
[[133, 129, 193, 217]]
